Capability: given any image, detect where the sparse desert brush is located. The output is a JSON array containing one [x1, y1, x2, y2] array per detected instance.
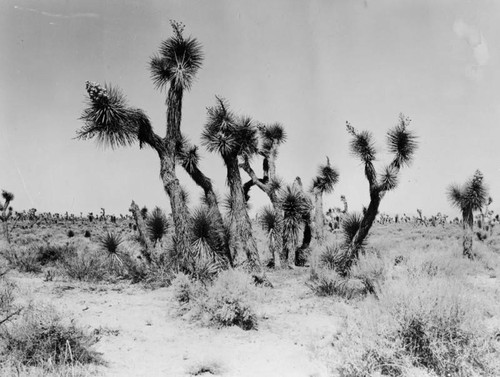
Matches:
[[37, 244, 76, 266], [171, 272, 204, 307], [0, 302, 102, 367], [307, 268, 371, 299], [334, 275, 500, 377], [61, 250, 108, 282], [310, 248, 385, 298], [202, 269, 258, 330], [3, 245, 42, 274]]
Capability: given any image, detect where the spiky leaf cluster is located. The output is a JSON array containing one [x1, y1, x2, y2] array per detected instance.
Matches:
[[448, 170, 488, 213], [99, 232, 124, 256], [149, 20, 203, 91], [190, 206, 224, 261], [379, 165, 399, 191], [346, 122, 376, 163], [179, 143, 200, 174], [78, 82, 152, 149], [341, 212, 365, 247], [146, 207, 169, 244], [281, 185, 313, 247], [202, 98, 258, 160], [258, 206, 277, 235], [312, 157, 339, 194], [259, 123, 286, 156], [387, 114, 418, 168]]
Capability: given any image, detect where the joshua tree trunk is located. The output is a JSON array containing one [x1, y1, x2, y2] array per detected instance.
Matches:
[[272, 200, 284, 269], [225, 157, 261, 271], [462, 210, 474, 259], [129, 201, 153, 264], [351, 191, 382, 254], [338, 190, 382, 275], [313, 190, 325, 245], [161, 86, 192, 259], [241, 156, 284, 268]]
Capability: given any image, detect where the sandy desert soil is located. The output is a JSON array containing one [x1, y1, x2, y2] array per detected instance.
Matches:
[[2, 222, 500, 377], [9, 268, 339, 377]]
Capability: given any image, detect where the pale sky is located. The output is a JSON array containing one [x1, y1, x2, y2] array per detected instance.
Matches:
[[1, 0, 500, 218]]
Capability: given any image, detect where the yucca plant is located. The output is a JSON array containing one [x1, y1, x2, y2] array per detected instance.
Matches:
[[146, 207, 169, 246], [201, 97, 261, 272], [339, 114, 417, 274], [447, 170, 488, 259], [77, 20, 204, 261], [310, 157, 340, 245], [99, 231, 125, 269]]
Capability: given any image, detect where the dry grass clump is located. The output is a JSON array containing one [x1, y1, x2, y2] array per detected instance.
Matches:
[[334, 276, 500, 376], [308, 247, 388, 299], [0, 302, 102, 367], [171, 269, 258, 330]]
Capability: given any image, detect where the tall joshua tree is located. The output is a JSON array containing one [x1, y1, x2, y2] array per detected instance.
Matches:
[[0, 190, 14, 243], [310, 157, 340, 245], [201, 97, 261, 271], [77, 21, 203, 259], [338, 114, 417, 274], [240, 123, 287, 268], [447, 170, 488, 259]]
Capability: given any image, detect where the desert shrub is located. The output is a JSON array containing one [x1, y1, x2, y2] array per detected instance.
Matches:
[[61, 251, 108, 282], [67, 230, 75, 238], [307, 269, 369, 299], [202, 269, 257, 330], [3, 246, 42, 274], [319, 244, 342, 270], [334, 276, 500, 376], [171, 272, 203, 306], [84, 230, 91, 238], [37, 244, 75, 266], [350, 251, 389, 294], [0, 303, 102, 367]]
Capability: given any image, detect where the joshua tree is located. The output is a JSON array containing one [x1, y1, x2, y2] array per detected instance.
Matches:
[[447, 170, 488, 259], [310, 157, 340, 245], [240, 123, 287, 268], [78, 21, 203, 258], [337, 114, 418, 274], [201, 97, 261, 271], [282, 178, 313, 266], [0, 190, 14, 243]]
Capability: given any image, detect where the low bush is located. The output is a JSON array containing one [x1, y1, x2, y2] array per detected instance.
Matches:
[[202, 269, 257, 330], [171, 272, 203, 306], [61, 251, 108, 282], [3, 246, 42, 274], [37, 244, 75, 266], [0, 303, 102, 367], [307, 269, 369, 299], [334, 276, 500, 376]]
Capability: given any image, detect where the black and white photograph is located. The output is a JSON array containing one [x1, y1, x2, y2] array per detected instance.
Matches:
[[1, 0, 500, 376]]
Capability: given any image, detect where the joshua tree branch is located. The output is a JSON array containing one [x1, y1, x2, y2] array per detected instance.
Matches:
[[240, 158, 269, 194]]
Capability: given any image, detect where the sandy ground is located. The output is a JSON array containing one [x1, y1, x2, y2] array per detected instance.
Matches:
[[11, 269, 337, 377]]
